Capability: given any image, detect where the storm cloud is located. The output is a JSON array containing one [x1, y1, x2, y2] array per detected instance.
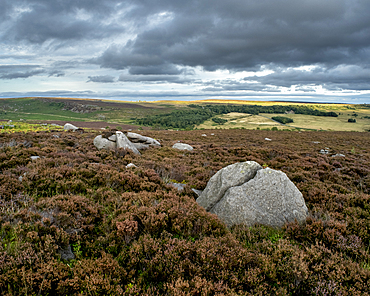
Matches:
[[1, 0, 370, 102]]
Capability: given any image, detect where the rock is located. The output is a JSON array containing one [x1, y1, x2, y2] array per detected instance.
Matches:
[[265, 138, 272, 141], [94, 131, 143, 155], [209, 168, 308, 228], [197, 163, 308, 228], [172, 143, 194, 151], [64, 123, 79, 131], [332, 153, 345, 158], [30, 156, 40, 161], [126, 163, 137, 168], [197, 161, 262, 211], [127, 132, 161, 146], [108, 134, 117, 142], [93, 135, 116, 150], [116, 131, 141, 155], [132, 143, 150, 150], [59, 245, 75, 261], [192, 189, 203, 197], [168, 182, 186, 192], [320, 149, 330, 154]]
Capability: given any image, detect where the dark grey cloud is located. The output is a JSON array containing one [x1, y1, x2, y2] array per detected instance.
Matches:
[[88, 75, 116, 83], [1, 0, 370, 100], [95, 0, 370, 71], [1, 0, 126, 44], [251, 65, 370, 90], [118, 74, 194, 84], [0, 65, 45, 79]]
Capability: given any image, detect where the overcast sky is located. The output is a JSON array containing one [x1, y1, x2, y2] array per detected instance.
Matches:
[[1, 0, 370, 103]]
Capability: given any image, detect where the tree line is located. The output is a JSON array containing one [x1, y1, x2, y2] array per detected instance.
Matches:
[[137, 104, 338, 129]]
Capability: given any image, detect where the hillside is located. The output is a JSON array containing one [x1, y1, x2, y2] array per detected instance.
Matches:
[[1, 98, 370, 132], [0, 127, 369, 295]]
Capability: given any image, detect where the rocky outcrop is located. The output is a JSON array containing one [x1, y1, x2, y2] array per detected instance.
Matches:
[[93, 131, 149, 155], [127, 132, 161, 147], [172, 143, 193, 151], [64, 123, 79, 131], [196, 162, 308, 228]]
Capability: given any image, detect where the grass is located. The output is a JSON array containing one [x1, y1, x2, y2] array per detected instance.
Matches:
[[196, 113, 290, 130], [1, 97, 370, 132], [195, 109, 370, 132], [0, 121, 64, 133], [262, 111, 370, 132]]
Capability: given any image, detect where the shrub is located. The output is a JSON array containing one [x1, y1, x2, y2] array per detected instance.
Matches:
[[272, 116, 294, 124]]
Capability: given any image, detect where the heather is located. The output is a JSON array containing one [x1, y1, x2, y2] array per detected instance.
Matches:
[[0, 129, 369, 295]]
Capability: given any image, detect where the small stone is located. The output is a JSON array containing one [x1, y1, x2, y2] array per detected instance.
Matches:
[[172, 143, 193, 151], [168, 182, 186, 191], [332, 153, 345, 158], [126, 163, 137, 168], [59, 245, 75, 261]]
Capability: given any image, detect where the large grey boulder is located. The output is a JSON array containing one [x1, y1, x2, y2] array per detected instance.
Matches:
[[64, 123, 79, 131], [93, 135, 116, 150], [172, 143, 193, 151], [116, 131, 141, 155], [197, 165, 308, 228], [197, 161, 262, 211], [127, 132, 161, 146]]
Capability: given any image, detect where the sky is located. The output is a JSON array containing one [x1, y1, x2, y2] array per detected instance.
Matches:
[[1, 0, 370, 103]]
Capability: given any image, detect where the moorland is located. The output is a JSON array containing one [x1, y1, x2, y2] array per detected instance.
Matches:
[[0, 97, 369, 295]]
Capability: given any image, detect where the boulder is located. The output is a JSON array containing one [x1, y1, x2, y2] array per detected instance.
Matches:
[[132, 143, 150, 150], [64, 123, 79, 131], [197, 164, 308, 228], [93, 135, 116, 150], [116, 131, 141, 155], [197, 161, 262, 211], [127, 132, 161, 146], [172, 143, 193, 151]]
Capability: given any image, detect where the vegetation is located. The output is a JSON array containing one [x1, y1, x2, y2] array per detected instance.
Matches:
[[271, 116, 294, 124], [211, 117, 228, 125], [348, 118, 357, 123], [138, 104, 338, 130], [1, 98, 370, 131], [0, 127, 369, 295]]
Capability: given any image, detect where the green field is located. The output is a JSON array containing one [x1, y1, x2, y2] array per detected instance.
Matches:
[[195, 107, 370, 132]]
